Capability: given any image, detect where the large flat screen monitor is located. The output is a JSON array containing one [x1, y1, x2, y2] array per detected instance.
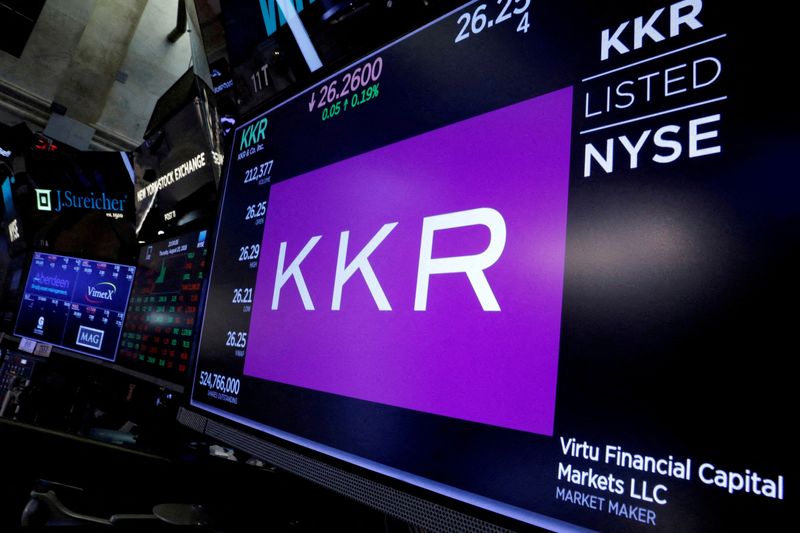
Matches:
[[117, 230, 208, 387], [180, 1, 792, 530], [15, 252, 135, 361]]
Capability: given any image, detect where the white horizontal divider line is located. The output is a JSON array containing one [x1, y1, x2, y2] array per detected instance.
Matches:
[[581, 34, 728, 83]]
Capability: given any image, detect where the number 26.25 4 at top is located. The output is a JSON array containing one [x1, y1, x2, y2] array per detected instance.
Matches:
[[455, 0, 530, 43]]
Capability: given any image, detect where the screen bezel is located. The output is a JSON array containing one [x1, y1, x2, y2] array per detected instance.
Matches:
[[178, 403, 578, 532], [13, 250, 136, 363]]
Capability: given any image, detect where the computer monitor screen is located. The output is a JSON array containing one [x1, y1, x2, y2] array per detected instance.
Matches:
[[184, 1, 791, 530], [117, 230, 208, 385], [15, 252, 135, 361], [22, 148, 136, 262]]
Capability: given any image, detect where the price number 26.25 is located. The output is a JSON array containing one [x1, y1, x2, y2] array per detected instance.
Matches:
[[226, 331, 247, 349], [455, 0, 530, 43]]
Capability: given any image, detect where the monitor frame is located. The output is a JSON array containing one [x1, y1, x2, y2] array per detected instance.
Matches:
[[178, 2, 580, 529], [13, 250, 136, 363], [115, 228, 212, 393], [176, 404, 584, 532]]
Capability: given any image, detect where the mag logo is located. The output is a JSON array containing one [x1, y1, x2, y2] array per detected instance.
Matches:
[[76, 325, 104, 350], [85, 281, 116, 304]]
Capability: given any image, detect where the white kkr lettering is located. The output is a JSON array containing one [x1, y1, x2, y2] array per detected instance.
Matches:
[[270, 208, 507, 312], [601, 0, 704, 61], [333, 222, 398, 311], [415, 208, 506, 312]]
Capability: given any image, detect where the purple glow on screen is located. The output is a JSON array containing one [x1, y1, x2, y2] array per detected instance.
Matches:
[[244, 87, 573, 435]]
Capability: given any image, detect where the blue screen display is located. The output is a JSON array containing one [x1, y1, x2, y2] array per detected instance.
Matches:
[[15, 252, 136, 361]]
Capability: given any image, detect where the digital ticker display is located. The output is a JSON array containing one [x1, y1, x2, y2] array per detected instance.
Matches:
[[118, 231, 208, 385], [15, 253, 135, 361], [189, 1, 793, 530]]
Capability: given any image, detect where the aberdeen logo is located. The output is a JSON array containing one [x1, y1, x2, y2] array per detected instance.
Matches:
[[85, 281, 117, 304], [35, 189, 126, 214], [33, 273, 70, 289], [31, 273, 70, 297], [76, 325, 104, 350], [35, 189, 52, 211]]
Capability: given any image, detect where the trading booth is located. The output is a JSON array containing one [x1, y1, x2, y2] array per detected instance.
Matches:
[[0, 1, 793, 531]]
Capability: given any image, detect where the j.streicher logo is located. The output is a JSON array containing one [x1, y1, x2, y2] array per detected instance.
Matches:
[[35, 189, 52, 211], [35, 189, 127, 214]]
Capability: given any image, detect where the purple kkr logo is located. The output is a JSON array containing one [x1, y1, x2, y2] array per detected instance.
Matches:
[[246, 88, 573, 435]]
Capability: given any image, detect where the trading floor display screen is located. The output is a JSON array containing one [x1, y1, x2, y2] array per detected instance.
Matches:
[[189, 1, 793, 530], [15, 253, 135, 361], [118, 231, 208, 385]]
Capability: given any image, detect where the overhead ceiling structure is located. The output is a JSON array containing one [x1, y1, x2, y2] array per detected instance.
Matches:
[[0, 0, 193, 151]]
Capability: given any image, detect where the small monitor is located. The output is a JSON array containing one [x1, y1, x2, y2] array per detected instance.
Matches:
[[15, 252, 135, 361], [117, 230, 208, 386]]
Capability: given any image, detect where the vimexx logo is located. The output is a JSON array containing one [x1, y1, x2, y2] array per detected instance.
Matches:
[[35, 188, 127, 213], [244, 88, 573, 435], [85, 281, 117, 304]]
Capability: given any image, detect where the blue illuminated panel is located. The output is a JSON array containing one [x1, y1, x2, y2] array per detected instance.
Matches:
[[15, 252, 135, 361]]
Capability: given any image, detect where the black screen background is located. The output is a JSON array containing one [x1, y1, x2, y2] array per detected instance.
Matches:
[[190, 2, 796, 530], [118, 231, 208, 385]]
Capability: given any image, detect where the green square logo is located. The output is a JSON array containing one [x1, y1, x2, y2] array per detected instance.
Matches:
[[35, 189, 52, 211]]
